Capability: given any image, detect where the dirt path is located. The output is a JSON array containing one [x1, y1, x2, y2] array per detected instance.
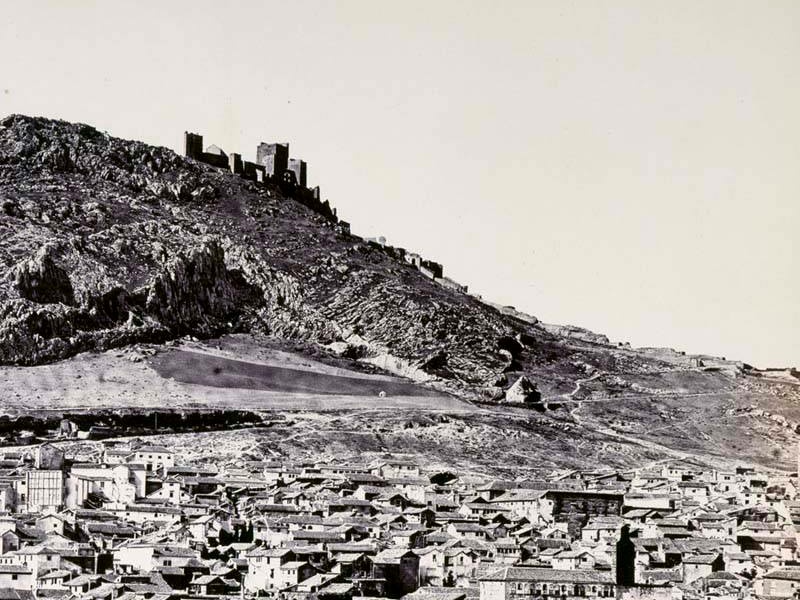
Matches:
[[561, 369, 693, 462], [569, 398, 691, 461], [565, 371, 603, 400]]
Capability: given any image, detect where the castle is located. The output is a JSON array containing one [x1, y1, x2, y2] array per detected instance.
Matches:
[[184, 130, 468, 295], [363, 235, 469, 294], [183, 131, 337, 224]]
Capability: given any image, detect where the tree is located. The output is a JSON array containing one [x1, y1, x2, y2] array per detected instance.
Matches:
[[218, 528, 233, 546], [241, 521, 254, 543]]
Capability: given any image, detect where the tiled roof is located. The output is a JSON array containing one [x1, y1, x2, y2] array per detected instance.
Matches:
[[480, 566, 614, 584]]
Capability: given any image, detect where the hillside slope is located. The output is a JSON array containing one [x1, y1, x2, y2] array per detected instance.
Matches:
[[0, 114, 798, 470], [0, 115, 524, 394]]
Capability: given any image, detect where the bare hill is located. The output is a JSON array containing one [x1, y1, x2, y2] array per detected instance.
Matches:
[[0, 114, 798, 471]]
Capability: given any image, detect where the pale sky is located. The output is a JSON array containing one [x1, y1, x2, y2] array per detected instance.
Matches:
[[1, 1, 797, 367]]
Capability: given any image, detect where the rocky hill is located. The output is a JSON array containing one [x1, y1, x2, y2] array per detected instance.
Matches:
[[0, 114, 798, 470], [0, 114, 609, 397]]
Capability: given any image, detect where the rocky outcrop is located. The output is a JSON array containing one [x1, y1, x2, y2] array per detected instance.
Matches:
[[540, 322, 612, 345], [13, 245, 75, 305], [0, 235, 308, 364], [144, 239, 255, 334]]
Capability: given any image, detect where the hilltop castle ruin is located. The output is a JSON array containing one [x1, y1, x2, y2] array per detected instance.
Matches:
[[183, 130, 468, 295], [183, 132, 335, 223]]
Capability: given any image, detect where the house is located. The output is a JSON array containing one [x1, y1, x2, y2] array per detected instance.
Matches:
[[0, 565, 33, 591], [274, 561, 317, 591], [8, 544, 63, 576], [724, 552, 754, 575], [21, 470, 64, 513], [479, 566, 616, 600], [133, 446, 175, 474], [0, 530, 19, 555], [447, 523, 488, 541], [35, 514, 67, 537], [34, 444, 64, 470], [490, 491, 549, 523], [102, 447, 133, 465], [146, 477, 183, 505], [551, 550, 597, 571], [330, 552, 372, 579], [326, 497, 375, 517], [290, 572, 340, 594], [416, 547, 446, 586], [441, 547, 478, 585], [188, 574, 235, 596], [246, 548, 317, 592], [676, 482, 710, 503], [581, 516, 624, 543], [682, 553, 725, 583], [113, 544, 199, 573], [111, 504, 182, 524], [754, 567, 800, 598], [493, 538, 522, 564], [37, 567, 75, 591], [373, 549, 420, 598], [371, 460, 421, 480]]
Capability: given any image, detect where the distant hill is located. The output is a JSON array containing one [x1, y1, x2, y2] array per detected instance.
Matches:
[[0, 114, 797, 471]]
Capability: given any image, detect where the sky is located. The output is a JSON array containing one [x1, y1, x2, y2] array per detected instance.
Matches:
[[1, 1, 797, 367]]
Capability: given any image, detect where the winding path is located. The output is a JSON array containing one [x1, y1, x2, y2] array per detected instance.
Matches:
[[564, 371, 694, 462]]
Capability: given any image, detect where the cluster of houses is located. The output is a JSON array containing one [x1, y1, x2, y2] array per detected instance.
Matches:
[[0, 440, 797, 600]]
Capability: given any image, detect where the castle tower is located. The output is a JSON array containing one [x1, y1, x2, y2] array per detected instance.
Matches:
[[256, 142, 289, 178], [184, 132, 203, 160], [288, 158, 307, 187], [229, 152, 243, 175]]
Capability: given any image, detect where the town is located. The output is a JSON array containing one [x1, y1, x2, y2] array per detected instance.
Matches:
[[0, 438, 797, 600]]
